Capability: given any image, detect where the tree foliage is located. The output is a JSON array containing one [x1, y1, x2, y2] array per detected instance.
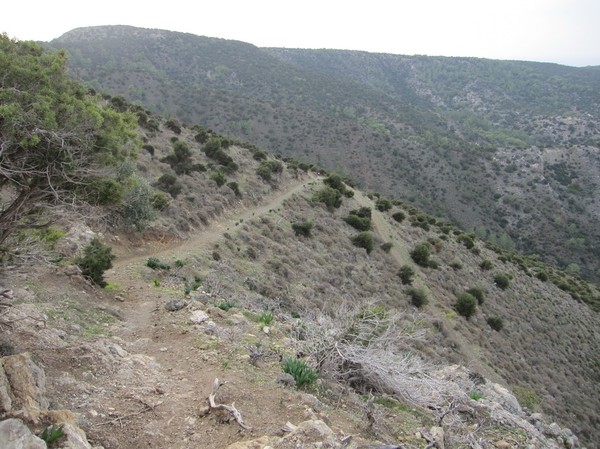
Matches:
[[0, 35, 138, 246]]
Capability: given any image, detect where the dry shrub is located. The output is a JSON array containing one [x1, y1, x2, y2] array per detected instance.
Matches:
[[290, 301, 462, 408]]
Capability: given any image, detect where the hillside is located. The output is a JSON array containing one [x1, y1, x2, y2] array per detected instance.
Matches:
[[46, 25, 600, 284], [1, 32, 599, 449], [1, 93, 600, 447]]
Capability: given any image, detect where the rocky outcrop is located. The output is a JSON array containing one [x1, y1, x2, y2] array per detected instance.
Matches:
[[0, 352, 49, 421], [0, 418, 46, 449], [0, 353, 97, 449]]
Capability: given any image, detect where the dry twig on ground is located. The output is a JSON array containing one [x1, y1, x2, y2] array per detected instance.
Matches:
[[207, 378, 252, 431]]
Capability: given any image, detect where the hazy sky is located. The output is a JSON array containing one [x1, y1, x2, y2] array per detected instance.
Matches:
[[3, 0, 599, 67]]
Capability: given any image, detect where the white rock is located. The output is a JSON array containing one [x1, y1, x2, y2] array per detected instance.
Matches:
[[0, 418, 46, 449], [190, 310, 209, 324], [108, 344, 128, 358]]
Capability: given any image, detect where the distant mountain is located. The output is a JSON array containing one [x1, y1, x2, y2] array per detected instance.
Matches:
[[47, 25, 600, 282]]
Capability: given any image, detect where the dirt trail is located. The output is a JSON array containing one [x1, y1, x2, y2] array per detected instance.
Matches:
[[113, 174, 319, 265], [93, 174, 330, 448]]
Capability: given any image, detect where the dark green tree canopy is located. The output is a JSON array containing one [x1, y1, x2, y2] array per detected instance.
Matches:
[[0, 35, 138, 244]]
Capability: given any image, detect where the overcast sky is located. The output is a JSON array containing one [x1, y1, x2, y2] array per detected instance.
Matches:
[[3, 0, 599, 67]]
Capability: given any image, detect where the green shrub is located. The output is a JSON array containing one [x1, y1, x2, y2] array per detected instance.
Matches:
[[122, 176, 159, 230], [27, 227, 66, 250], [410, 242, 431, 267], [457, 233, 475, 249], [343, 214, 371, 231], [408, 287, 428, 308], [151, 192, 169, 211], [87, 178, 124, 206], [40, 423, 65, 446], [480, 259, 493, 271], [203, 137, 222, 157], [184, 276, 202, 295], [466, 287, 485, 305], [146, 257, 170, 270], [210, 170, 227, 187], [351, 232, 374, 254], [494, 274, 510, 290], [259, 312, 274, 326], [227, 181, 241, 196], [398, 265, 415, 285], [323, 173, 347, 194], [165, 118, 181, 134], [155, 173, 182, 198], [194, 132, 209, 144], [487, 316, 504, 331], [455, 292, 477, 318], [76, 238, 115, 287], [203, 137, 237, 171], [216, 301, 236, 311], [292, 221, 313, 237], [375, 198, 392, 211], [283, 358, 318, 389], [380, 242, 393, 253], [252, 149, 267, 160], [469, 391, 484, 401], [536, 271, 549, 282], [450, 260, 463, 270], [312, 186, 342, 210], [161, 140, 200, 175], [256, 160, 283, 182], [142, 144, 155, 156], [392, 211, 406, 223], [351, 207, 372, 218]]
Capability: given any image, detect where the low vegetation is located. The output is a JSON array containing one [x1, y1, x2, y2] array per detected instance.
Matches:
[[283, 358, 318, 389], [76, 238, 116, 287]]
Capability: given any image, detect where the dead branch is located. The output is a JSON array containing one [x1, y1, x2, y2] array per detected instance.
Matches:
[[95, 404, 157, 427], [208, 378, 252, 431]]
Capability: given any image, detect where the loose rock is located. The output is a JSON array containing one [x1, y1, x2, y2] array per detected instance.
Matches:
[[165, 299, 186, 311]]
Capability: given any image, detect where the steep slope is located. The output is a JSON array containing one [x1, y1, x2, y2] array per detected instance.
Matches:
[[46, 25, 600, 283], [45, 27, 600, 278]]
